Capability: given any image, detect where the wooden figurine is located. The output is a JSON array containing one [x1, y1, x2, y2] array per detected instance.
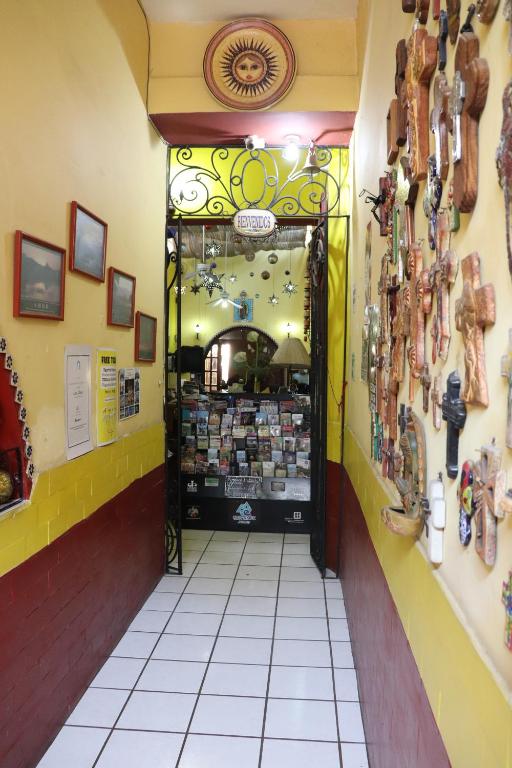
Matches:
[[458, 459, 476, 545], [473, 440, 502, 566], [381, 408, 428, 537], [432, 0, 441, 20], [455, 252, 496, 406], [405, 28, 438, 183], [431, 73, 450, 180], [496, 80, 512, 279], [450, 23, 490, 212], [430, 211, 459, 363], [501, 329, 512, 449], [407, 243, 429, 401], [420, 363, 431, 413], [431, 374, 443, 429], [502, 571, 512, 652], [447, 0, 461, 44], [438, 10, 449, 70], [442, 370, 467, 479], [476, 0, 500, 23], [416, 0, 431, 23]]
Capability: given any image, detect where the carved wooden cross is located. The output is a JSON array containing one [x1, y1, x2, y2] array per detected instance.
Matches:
[[406, 28, 438, 183], [396, 39, 408, 143], [496, 80, 512, 279], [474, 441, 503, 566], [501, 329, 512, 449], [420, 363, 431, 413], [447, 0, 461, 44], [433, 0, 441, 20], [502, 571, 512, 652], [391, 287, 408, 387], [476, 0, 500, 23], [455, 252, 496, 406], [402, 0, 416, 10], [416, 0, 430, 23], [407, 243, 430, 401], [450, 28, 490, 212], [447, 180, 460, 232], [430, 211, 459, 363], [431, 73, 450, 181], [382, 437, 395, 481], [431, 374, 443, 429], [442, 370, 467, 479], [423, 155, 443, 249], [387, 380, 399, 442], [438, 10, 449, 71]]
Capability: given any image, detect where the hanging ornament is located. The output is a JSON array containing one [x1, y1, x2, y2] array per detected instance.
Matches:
[[283, 280, 298, 297], [255, 293, 260, 299], [268, 293, 279, 306], [268, 253, 278, 264], [228, 273, 237, 283], [190, 282, 201, 295], [205, 241, 222, 260], [174, 285, 187, 295], [250, 272, 255, 277], [245, 252, 256, 262], [285, 269, 291, 276], [202, 272, 224, 297], [239, 290, 248, 298], [261, 270, 270, 280]]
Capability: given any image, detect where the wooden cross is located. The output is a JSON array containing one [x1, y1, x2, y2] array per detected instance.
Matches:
[[438, 10, 449, 71], [496, 80, 512, 279], [447, 0, 461, 44], [450, 28, 490, 212], [382, 437, 395, 481], [402, 0, 416, 10], [420, 363, 431, 413], [416, 0, 430, 23], [455, 252, 496, 406], [405, 28, 438, 183], [502, 571, 512, 652], [501, 329, 512, 449], [407, 243, 430, 401], [431, 73, 450, 181], [442, 370, 467, 479], [430, 211, 459, 363], [387, 379, 399, 442], [433, 0, 441, 20], [422, 155, 443, 250], [388, 40, 408, 164], [447, 180, 460, 232], [476, 0, 500, 24], [505, 0, 512, 54], [431, 374, 443, 429], [474, 441, 503, 566]]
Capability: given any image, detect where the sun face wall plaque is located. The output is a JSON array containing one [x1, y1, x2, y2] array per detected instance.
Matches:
[[203, 19, 296, 111]]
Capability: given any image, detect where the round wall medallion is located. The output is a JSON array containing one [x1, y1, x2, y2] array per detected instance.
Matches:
[[203, 18, 296, 111]]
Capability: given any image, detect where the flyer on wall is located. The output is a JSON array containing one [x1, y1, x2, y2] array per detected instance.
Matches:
[[96, 348, 117, 446], [119, 367, 140, 420], [64, 345, 93, 460]]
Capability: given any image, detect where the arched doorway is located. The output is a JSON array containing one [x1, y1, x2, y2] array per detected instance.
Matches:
[[203, 325, 280, 393]]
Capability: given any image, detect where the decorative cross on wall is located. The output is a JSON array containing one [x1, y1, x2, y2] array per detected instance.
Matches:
[[501, 329, 512, 449], [476, 0, 500, 24], [502, 571, 512, 652], [474, 441, 503, 567], [407, 243, 430, 401], [455, 252, 495, 406], [431, 374, 443, 429], [430, 211, 459, 363], [447, 0, 461, 44], [442, 370, 467, 479], [431, 73, 450, 181], [496, 79, 512, 280], [438, 10, 449, 70], [405, 28, 438, 183]]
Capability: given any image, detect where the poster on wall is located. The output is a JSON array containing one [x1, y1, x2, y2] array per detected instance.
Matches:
[[64, 345, 92, 460], [119, 367, 140, 420], [96, 348, 117, 446]]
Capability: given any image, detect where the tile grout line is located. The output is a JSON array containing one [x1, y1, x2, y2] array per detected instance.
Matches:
[[88, 530, 216, 768], [322, 576, 345, 768], [174, 532, 254, 767], [256, 535, 285, 768]]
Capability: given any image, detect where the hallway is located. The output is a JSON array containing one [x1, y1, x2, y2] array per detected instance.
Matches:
[[37, 531, 368, 768]]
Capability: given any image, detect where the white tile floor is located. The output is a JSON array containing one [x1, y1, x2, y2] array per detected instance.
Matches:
[[37, 531, 369, 768]]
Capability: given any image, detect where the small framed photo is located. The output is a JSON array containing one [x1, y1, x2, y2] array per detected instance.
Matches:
[[135, 312, 157, 362], [69, 201, 107, 281], [107, 267, 136, 327], [14, 230, 66, 320]]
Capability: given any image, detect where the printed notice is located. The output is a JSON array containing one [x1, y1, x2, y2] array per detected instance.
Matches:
[[97, 348, 117, 446], [65, 345, 92, 460]]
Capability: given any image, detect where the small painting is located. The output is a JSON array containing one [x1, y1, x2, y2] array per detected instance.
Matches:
[[107, 267, 135, 327], [14, 231, 66, 320], [135, 312, 157, 362], [69, 201, 107, 281], [234, 297, 253, 322]]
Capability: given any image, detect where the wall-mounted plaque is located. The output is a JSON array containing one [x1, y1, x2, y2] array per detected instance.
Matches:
[[203, 18, 296, 111]]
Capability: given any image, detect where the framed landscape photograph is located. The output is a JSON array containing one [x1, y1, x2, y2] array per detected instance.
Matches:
[[69, 201, 107, 281], [107, 267, 135, 327], [135, 312, 157, 362], [14, 230, 65, 320]]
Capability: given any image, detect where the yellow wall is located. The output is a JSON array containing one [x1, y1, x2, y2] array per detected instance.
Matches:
[[148, 18, 359, 114], [0, 0, 166, 574], [349, 2, 512, 764]]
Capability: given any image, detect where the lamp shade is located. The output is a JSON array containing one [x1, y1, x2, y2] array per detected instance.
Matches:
[[270, 337, 311, 367]]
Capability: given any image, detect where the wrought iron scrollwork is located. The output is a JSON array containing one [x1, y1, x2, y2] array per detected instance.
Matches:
[[169, 146, 348, 219]]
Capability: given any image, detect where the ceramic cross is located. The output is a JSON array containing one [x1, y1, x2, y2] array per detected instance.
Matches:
[[458, 459, 476, 545], [496, 80, 512, 279], [420, 363, 432, 413], [423, 155, 443, 249], [447, 0, 461, 43], [450, 28, 490, 212], [504, 0, 512, 53], [405, 28, 438, 183], [502, 571, 512, 652], [431, 374, 443, 429], [431, 73, 450, 180], [407, 243, 430, 401], [430, 211, 459, 363], [442, 370, 467, 479], [474, 441, 503, 566], [438, 10, 449, 70], [476, 0, 500, 23], [501, 329, 512, 449], [455, 252, 496, 406], [432, 0, 441, 20]]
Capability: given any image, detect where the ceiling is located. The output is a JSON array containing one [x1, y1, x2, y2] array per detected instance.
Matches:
[[180, 224, 308, 260], [140, 0, 358, 23]]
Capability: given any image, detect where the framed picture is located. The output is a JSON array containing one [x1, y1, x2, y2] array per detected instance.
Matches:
[[14, 230, 65, 320], [234, 297, 253, 322], [69, 201, 107, 281], [135, 312, 157, 362], [107, 267, 135, 327]]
